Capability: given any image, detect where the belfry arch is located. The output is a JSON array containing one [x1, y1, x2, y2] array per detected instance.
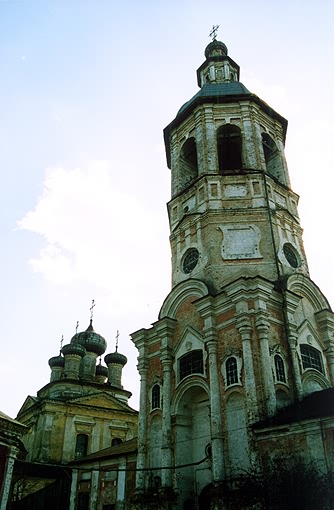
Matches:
[[180, 137, 198, 188], [217, 124, 242, 173], [262, 132, 284, 182]]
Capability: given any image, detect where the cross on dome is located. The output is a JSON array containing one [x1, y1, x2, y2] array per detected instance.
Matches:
[[209, 24, 220, 41]]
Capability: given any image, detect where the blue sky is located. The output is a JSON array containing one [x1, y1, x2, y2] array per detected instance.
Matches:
[[1, 0, 333, 418]]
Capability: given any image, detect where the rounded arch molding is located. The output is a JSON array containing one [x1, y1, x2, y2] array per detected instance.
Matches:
[[171, 378, 210, 416], [159, 279, 209, 319], [285, 274, 331, 313], [301, 370, 330, 396]]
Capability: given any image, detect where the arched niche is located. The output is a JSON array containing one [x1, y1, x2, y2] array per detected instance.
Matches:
[[217, 124, 242, 173], [173, 385, 211, 507]]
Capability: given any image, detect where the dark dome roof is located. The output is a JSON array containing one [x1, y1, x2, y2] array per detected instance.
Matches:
[[71, 320, 107, 356], [95, 364, 108, 377], [177, 82, 251, 116], [48, 354, 65, 368], [104, 351, 127, 366], [205, 39, 228, 58], [61, 343, 86, 357]]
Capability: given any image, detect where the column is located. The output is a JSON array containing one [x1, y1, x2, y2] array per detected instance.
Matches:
[[288, 330, 303, 400], [255, 314, 276, 416], [206, 332, 224, 483], [117, 457, 126, 510], [89, 470, 99, 510], [131, 329, 149, 493], [236, 315, 259, 422], [136, 365, 148, 491], [161, 352, 173, 487], [69, 469, 78, 510]]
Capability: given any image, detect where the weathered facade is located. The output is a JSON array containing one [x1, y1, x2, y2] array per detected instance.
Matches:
[[131, 39, 334, 509]]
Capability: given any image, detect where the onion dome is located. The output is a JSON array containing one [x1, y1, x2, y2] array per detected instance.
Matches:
[[95, 364, 108, 378], [48, 354, 65, 368], [205, 39, 228, 58], [104, 351, 127, 366], [61, 343, 86, 357], [70, 320, 107, 356]]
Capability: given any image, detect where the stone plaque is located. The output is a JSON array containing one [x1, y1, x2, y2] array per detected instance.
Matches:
[[220, 224, 261, 259]]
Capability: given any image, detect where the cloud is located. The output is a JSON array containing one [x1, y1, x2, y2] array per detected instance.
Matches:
[[18, 161, 169, 307]]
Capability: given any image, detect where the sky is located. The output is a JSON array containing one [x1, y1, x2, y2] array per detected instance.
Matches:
[[0, 0, 333, 419]]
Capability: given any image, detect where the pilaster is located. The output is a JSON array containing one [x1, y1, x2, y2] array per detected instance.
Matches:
[[236, 312, 259, 422], [255, 312, 276, 416], [196, 296, 224, 483], [155, 317, 176, 488]]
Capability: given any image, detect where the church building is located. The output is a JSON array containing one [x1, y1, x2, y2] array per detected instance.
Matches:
[[12, 312, 138, 509], [131, 35, 334, 509]]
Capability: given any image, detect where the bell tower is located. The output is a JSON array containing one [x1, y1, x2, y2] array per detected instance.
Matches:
[[164, 38, 308, 293], [132, 35, 334, 510]]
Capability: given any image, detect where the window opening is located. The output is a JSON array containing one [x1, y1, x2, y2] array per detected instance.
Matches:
[[151, 384, 161, 409], [226, 356, 238, 386], [182, 248, 199, 274], [217, 124, 242, 173], [179, 350, 203, 381], [300, 345, 323, 374], [75, 434, 88, 458], [274, 355, 286, 383], [111, 437, 122, 446]]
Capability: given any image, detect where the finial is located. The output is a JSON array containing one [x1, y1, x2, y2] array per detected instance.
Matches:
[[76, 321, 79, 334], [209, 24, 220, 41], [115, 330, 119, 352], [60, 334, 64, 350], [90, 299, 95, 321], [99, 356, 102, 365]]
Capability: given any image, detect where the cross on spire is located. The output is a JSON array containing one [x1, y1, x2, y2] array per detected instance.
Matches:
[[90, 299, 95, 321], [115, 330, 119, 352], [209, 24, 220, 41], [60, 334, 64, 350], [76, 321, 79, 334]]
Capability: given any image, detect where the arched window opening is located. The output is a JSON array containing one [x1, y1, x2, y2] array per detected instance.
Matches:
[[180, 138, 198, 188], [111, 437, 122, 446], [217, 124, 242, 173], [226, 356, 238, 386], [274, 355, 286, 383], [262, 133, 284, 182], [151, 384, 161, 410], [179, 350, 203, 381], [300, 345, 324, 374], [75, 434, 88, 459]]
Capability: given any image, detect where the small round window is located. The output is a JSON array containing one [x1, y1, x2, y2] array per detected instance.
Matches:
[[182, 248, 199, 274], [283, 243, 299, 268]]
